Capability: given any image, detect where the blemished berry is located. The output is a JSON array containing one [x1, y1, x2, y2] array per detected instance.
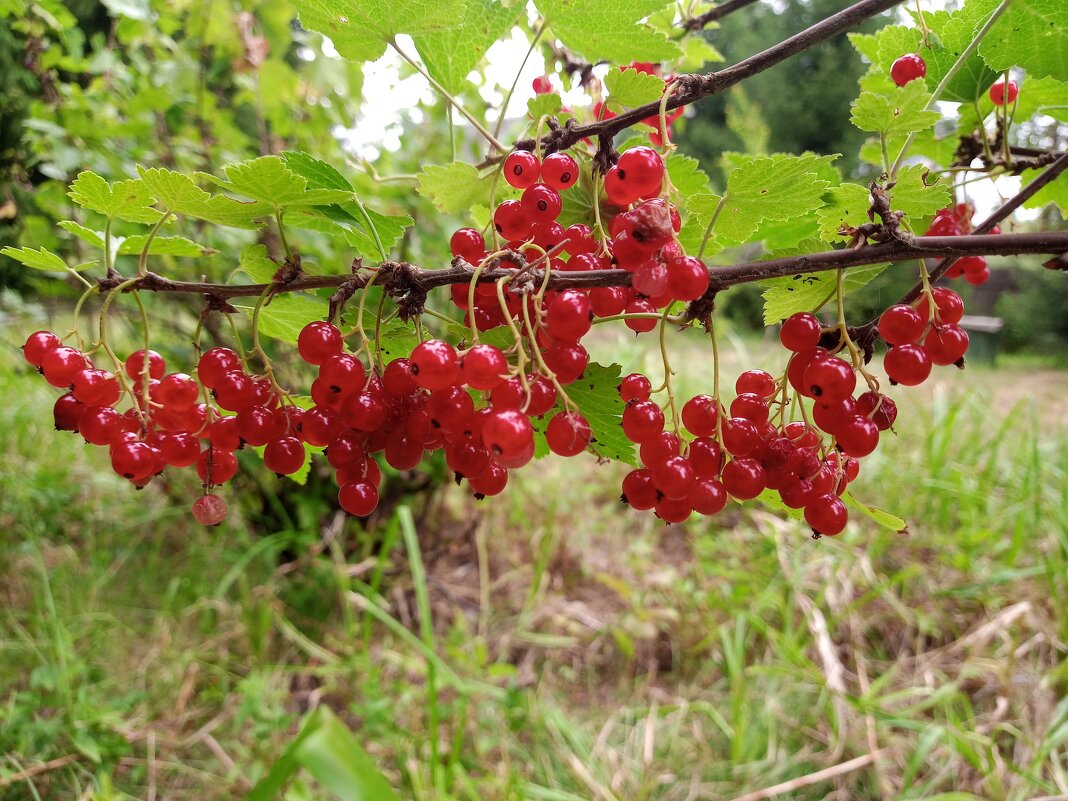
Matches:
[[503, 150, 541, 189], [681, 394, 719, 437], [805, 494, 848, 536], [125, 349, 165, 381], [620, 373, 652, 402], [339, 480, 379, 516], [890, 53, 926, 86], [545, 412, 592, 457], [989, 80, 1018, 106], [297, 321, 343, 365], [855, 391, 898, 431], [885, 344, 932, 386], [780, 313, 822, 352], [410, 340, 460, 390], [23, 331, 62, 367], [192, 494, 228, 526], [879, 304, 926, 345], [540, 153, 579, 190], [622, 400, 665, 443]]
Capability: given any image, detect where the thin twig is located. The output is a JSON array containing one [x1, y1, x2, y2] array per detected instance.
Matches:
[[682, 0, 761, 32], [727, 750, 886, 801]]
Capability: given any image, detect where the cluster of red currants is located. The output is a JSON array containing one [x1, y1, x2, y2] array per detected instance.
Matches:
[[889, 53, 1019, 108], [926, 203, 999, 285], [616, 284, 970, 535]]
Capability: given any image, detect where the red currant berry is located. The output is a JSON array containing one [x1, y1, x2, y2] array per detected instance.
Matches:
[[688, 478, 728, 516], [722, 417, 760, 457], [884, 344, 932, 386], [804, 356, 856, 400], [503, 150, 541, 189], [890, 53, 926, 86], [654, 496, 692, 524], [80, 405, 123, 445], [213, 370, 256, 412], [264, 436, 305, 475], [855, 391, 898, 431], [730, 393, 770, 424], [722, 457, 766, 500], [604, 165, 638, 206], [925, 323, 969, 365], [620, 373, 652, 402], [22, 331, 62, 367], [914, 287, 964, 324], [736, 370, 776, 398], [621, 469, 658, 510], [681, 394, 719, 437], [159, 432, 200, 468], [624, 298, 658, 333], [780, 313, 822, 352], [639, 431, 681, 468], [71, 368, 121, 406], [545, 290, 592, 342], [112, 440, 158, 481], [53, 393, 85, 432], [125, 349, 165, 381], [546, 412, 592, 457], [540, 153, 579, 190], [688, 437, 723, 478], [339, 480, 379, 516], [192, 494, 228, 526], [299, 406, 341, 446], [157, 373, 199, 410], [450, 227, 486, 262], [494, 199, 534, 241], [297, 321, 343, 365], [805, 494, 848, 536], [878, 304, 926, 345], [461, 344, 508, 390], [622, 400, 665, 444], [666, 256, 709, 301], [787, 347, 829, 397], [341, 390, 388, 432], [632, 261, 668, 296], [521, 184, 562, 223], [427, 386, 475, 433], [482, 409, 534, 462], [41, 346, 90, 388], [836, 415, 880, 457], [532, 76, 552, 94], [543, 342, 588, 384], [197, 347, 241, 389], [616, 146, 665, 198], [319, 353, 366, 397], [410, 340, 460, 391], [652, 455, 696, 500], [989, 80, 1018, 106], [208, 416, 242, 451], [469, 461, 509, 499]]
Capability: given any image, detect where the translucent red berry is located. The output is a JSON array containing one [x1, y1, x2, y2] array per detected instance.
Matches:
[[297, 321, 343, 365], [989, 80, 1018, 106], [540, 153, 579, 190], [410, 340, 460, 391], [197, 347, 241, 388], [884, 344, 932, 386], [503, 151, 540, 189], [780, 313, 822, 352], [546, 412, 592, 457], [339, 480, 379, 516], [620, 373, 652, 402], [23, 331, 62, 367], [192, 494, 228, 526], [890, 53, 926, 86], [125, 349, 165, 381], [805, 494, 848, 536], [878, 304, 926, 345]]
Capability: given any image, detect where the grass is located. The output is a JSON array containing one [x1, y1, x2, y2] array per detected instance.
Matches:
[[1, 320, 1067, 801]]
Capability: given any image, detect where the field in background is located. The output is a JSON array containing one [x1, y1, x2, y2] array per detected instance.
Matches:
[[1, 318, 1067, 801]]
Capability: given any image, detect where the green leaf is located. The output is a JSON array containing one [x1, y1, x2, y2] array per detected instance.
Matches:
[[281, 151, 355, 192], [555, 362, 635, 465], [290, 0, 466, 63], [417, 162, 493, 216], [1019, 167, 1068, 215], [414, 0, 520, 94], [211, 156, 355, 208], [678, 35, 724, 71], [981, 0, 1068, 82], [0, 245, 73, 272], [1012, 75, 1068, 123], [758, 241, 889, 325], [58, 220, 105, 249], [244, 707, 399, 801], [67, 171, 163, 224], [236, 244, 280, 284], [233, 294, 330, 344], [817, 183, 871, 243], [117, 234, 215, 257], [604, 67, 666, 110], [889, 165, 952, 223], [843, 491, 908, 533], [916, 0, 1000, 103], [850, 81, 940, 139], [677, 192, 723, 256], [536, 0, 681, 63], [136, 167, 266, 229], [527, 92, 563, 121], [665, 153, 711, 205], [712, 153, 837, 249]]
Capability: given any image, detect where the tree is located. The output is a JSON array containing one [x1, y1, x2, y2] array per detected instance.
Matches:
[[4, 0, 1067, 537]]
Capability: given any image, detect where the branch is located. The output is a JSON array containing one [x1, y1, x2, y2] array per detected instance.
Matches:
[[682, 0, 762, 32], [100, 232, 1068, 306], [515, 0, 904, 157]]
